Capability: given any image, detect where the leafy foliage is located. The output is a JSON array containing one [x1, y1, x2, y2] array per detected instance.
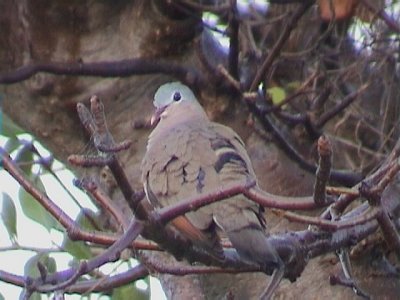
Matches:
[[112, 280, 150, 300], [18, 175, 59, 231], [0, 192, 17, 243], [61, 210, 98, 259], [267, 86, 286, 105], [1, 113, 24, 137], [24, 253, 57, 300]]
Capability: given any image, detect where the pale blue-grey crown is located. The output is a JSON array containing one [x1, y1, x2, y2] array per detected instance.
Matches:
[[153, 81, 197, 108]]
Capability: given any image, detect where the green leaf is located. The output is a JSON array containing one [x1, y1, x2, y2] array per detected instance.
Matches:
[[24, 253, 57, 278], [112, 281, 150, 300], [62, 236, 92, 260], [0, 292, 5, 300], [61, 209, 97, 259], [286, 81, 302, 92], [1, 113, 24, 137], [267, 86, 286, 105], [19, 291, 41, 300], [29, 293, 41, 300], [1, 192, 17, 243], [76, 208, 101, 231], [3, 137, 20, 154], [18, 175, 58, 231], [24, 253, 56, 300], [14, 143, 34, 175]]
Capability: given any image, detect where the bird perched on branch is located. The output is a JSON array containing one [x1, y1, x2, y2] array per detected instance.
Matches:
[[141, 81, 284, 298]]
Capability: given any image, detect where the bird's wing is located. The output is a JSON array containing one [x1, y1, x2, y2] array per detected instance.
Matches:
[[142, 121, 224, 258]]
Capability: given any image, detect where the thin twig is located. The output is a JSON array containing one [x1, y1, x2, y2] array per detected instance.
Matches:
[[336, 249, 370, 299], [246, 98, 364, 187], [330, 273, 370, 299], [1, 149, 77, 230], [249, 1, 313, 91], [314, 135, 332, 205], [315, 84, 369, 128], [142, 255, 256, 276], [16, 140, 100, 229], [155, 181, 256, 224], [29, 219, 144, 292], [78, 178, 130, 230], [376, 210, 400, 258], [0, 59, 203, 86], [228, 0, 239, 80], [1, 147, 155, 250], [0, 265, 150, 294], [361, 0, 400, 34], [276, 207, 379, 231], [245, 187, 328, 210]]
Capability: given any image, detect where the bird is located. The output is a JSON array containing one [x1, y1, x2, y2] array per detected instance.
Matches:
[[141, 82, 284, 297]]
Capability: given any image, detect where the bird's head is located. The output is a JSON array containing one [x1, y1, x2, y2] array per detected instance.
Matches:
[[151, 81, 205, 126]]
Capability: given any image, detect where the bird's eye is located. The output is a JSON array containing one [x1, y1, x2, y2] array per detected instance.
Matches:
[[173, 92, 182, 102]]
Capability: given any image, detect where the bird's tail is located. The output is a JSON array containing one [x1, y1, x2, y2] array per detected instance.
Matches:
[[213, 200, 282, 270]]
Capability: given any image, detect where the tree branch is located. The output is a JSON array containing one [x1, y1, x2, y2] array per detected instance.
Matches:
[[0, 59, 204, 87]]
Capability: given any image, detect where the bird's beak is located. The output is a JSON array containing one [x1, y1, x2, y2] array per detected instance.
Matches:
[[150, 106, 167, 126]]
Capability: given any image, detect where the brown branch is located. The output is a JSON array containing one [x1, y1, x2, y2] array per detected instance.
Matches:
[[24, 219, 144, 293], [74, 99, 146, 215], [15, 139, 101, 230], [0, 58, 204, 87], [0, 264, 150, 294], [326, 186, 359, 197], [36, 263, 87, 293], [330, 276, 370, 298], [154, 180, 256, 225], [151, 176, 375, 232], [3, 152, 400, 293], [268, 71, 320, 112], [314, 135, 332, 205], [244, 187, 329, 210], [361, 0, 400, 34], [228, 0, 239, 80], [1, 147, 158, 251], [1, 149, 78, 230], [77, 178, 130, 230], [359, 160, 400, 257], [249, 1, 314, 91], [276, 207, 379, 231], [323, 154, 400, 220], [376, 210, 400, 258], [77, 98, 132, 154], [315, 84, 369, 128], [68, 154, 113, 167], [141, 255, 256, 276], [65, 264, 149, 293], [245, 96, 364, 187]]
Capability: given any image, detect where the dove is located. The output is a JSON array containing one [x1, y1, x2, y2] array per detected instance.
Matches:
[[141, 82, 284, 297]]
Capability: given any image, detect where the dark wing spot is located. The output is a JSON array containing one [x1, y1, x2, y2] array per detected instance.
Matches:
[[256, 206, 266, 228], [163, 155, 178, 171], [214, 151, 248, 173], [211, 138, 236, 151], [196, 167, 205, 193], [182, 164, 188, 184], [233, 135, 246, 147]]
